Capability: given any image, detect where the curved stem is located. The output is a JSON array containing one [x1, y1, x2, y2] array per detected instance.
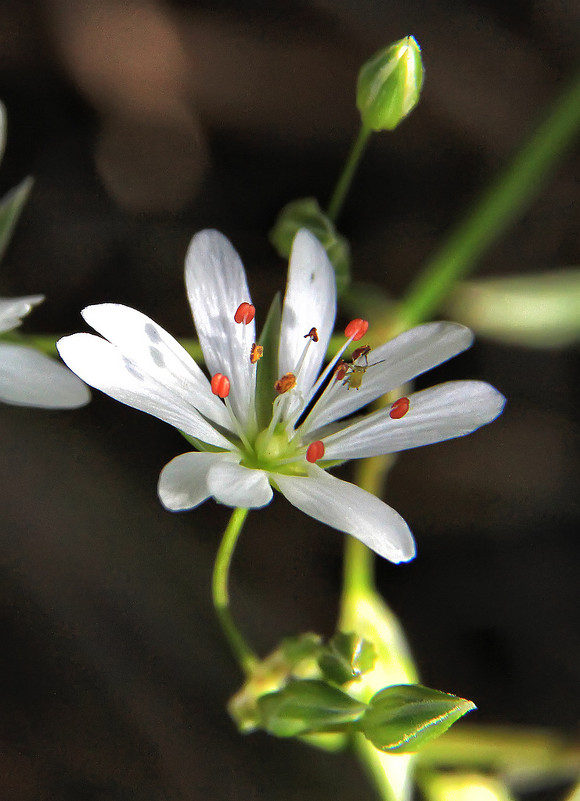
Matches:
[[327, 123, 372, 223], [212, 507, 259, 676]]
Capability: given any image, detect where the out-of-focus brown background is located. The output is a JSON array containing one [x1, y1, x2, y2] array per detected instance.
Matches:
[[0, 1, 579, 799]]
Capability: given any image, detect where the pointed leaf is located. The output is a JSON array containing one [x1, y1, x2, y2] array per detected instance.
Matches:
[[360, 684, 476, 753], [0, 177, 33, 262], [255, 291, 281, 429], [318, 632, 377, 685], [257, 679, 367, 738]]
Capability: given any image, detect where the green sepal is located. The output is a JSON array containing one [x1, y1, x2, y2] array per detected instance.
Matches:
[[257, 679, 367, 738], [269, 198, 350, 294], [255, 291, 282, 429], [357, 36, 424, 132], [0, 176, 33, 263], [359, 684, 476, 753], [179, 432, 229, 453], [318, 632, 377, 685]]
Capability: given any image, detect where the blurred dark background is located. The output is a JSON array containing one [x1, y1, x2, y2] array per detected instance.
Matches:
[[0, 1, 579, 799]]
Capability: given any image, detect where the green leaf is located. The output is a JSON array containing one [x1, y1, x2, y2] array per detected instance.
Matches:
[[446, 269, 580, 348], [257, 679, 367, 738], [0, 176, 33, 263], [255, 291, 282, 429], [318, 632, 377, 685], [269, 198, 350, 293], [359, 684, 476, 753]]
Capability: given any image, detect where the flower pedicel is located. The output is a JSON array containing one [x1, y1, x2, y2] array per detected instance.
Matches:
[[57, 229, 505, 562]]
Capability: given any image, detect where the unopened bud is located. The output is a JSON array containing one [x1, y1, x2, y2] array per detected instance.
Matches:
[[357, 36, 423, 131]]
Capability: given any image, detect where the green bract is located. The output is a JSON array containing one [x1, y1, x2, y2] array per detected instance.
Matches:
[[357, 36, 424, 132]]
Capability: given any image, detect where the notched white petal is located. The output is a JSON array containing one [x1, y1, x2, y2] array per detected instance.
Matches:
[[81, 303, 229, 428], [278, 229, 336, 397], [305, 321, 474, 431], [57, 333, 231, 449], [158, 451, 225, 511], [322, 380, 506, 460], [185, 229, 256, 429], [0, 343, 91, 408], [207, 460, 273, 508], [274, 466, 416, 563]]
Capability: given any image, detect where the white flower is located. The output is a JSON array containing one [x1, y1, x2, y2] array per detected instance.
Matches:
[[0, 294, 90, 408], [57, 229, 505, 562]]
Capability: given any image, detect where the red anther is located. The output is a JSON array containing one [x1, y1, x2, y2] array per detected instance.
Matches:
[[274, 372, 296, 395], [389, 397, 410, 419], [351, 345, 371, 362], [250, 343, 263, 364], [306, 440, 325, 463], [304, 327, 319, 342], [334, 361, 349, 381], [345, 318, 369, 341], [211, 373, 230, 398], [234, 302, 255, 325]]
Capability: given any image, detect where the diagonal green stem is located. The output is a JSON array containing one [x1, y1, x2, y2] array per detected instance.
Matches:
[[212, 507, 259, 676], [327, 123, 373, 223], [394, 68, 580, 330]]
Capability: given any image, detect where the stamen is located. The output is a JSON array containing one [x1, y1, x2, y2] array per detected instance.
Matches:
[[250, 343, 263, 364], [389, 397, 410, 419], [211, 373, 230, 399], [334, 361, 349, 381], [345, 318, 369, 341], [304, 327, 319, 342], [351, 345, 371, 363], [234, 302, 255, 325], [306, 440, 325, 463], [275, 372, 296, 395]]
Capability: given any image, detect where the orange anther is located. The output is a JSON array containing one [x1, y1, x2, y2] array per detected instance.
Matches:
[[304, 327, 319, 342], [344, 318, 369, 341], [389, 397, 410, 419], [211, 373, 231, 398], [250, 343, 263, 364], [334, 361, 349, 381], [234, 302, 255, 324], [351, 345, 371, 362], [306, 440, 325, 463], [274, 372, 296, 395]]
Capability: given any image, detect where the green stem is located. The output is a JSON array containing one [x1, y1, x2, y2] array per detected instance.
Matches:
[[395, 67, 580, 329], [327, 123, 372, 223], [211, 507, 258, 676]]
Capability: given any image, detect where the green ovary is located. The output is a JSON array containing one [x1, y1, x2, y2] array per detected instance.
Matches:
[[241, 424, 307, 476]]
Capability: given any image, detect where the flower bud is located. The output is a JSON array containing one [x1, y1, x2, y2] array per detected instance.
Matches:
[[356, 36, 423, 131]]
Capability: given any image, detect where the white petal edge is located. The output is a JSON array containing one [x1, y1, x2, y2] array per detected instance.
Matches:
[[278, 230, 336, 398], [0, 294, 44, 334], [274, 466, 416, 563], [158, 451, 227, 511], [207, 460, 273, 508], [81, 303, 230, 429], [322, 380, 506, 461], [57, 333, 232, 449], [303, 322, 474, 433], [185, 230, 256, 429], [0, 343, 90, 408]]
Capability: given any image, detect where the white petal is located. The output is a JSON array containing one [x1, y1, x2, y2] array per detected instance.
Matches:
[[207, 460, 273, 508], [278, 230, 336, 398], [82, 303, 230, 428], [185, 230, 256, 429], [274, 466, 415, 563], [322, 381, 506, 460], [303, 322, 474, 432], [0, 294, 44, 334], [0, 343, 91, 408], [158, 451, 226, 511], [57, 333, 232, 449]]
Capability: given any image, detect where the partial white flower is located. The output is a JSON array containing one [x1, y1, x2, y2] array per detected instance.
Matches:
[[0, 294, 91, 408], [57, 229, 505, 562]]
